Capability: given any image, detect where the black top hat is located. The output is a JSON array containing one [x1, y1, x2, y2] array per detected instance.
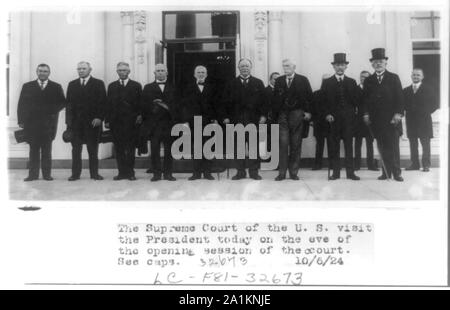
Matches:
[[14, 129, 27, 144], [331, 53, 349, 64], [370, 48, 388, 61], [62, 129, 73, 143]]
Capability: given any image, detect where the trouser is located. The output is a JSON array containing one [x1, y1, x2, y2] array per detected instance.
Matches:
[[114, 138, 136, 177], [191, 123, 212, 175], [329, 113, 355, 177], [278, 109, 304, 177], [376, 127, 401, 178], [234, 124, 260, 175], [71, 126, 101, 178], [28, 140, 52, 178], [409, 137, 431, 168], [150, 130, 173, 176], [354, 135, 375, 168], [314, 127, 327, 167]]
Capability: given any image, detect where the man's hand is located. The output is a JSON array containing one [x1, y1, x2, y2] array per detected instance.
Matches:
[[363, 114, 370, 125], [18, 123, 24, 129], [91, 118, 102, 127], [136, 115, 143, 125], [391, 113, 402, 125], [325, 114, 334, 123], [105, 122, 110, 129], [223, 118, 230, 124], [259, 116, 267, 124], [304, 112, 312, 121]]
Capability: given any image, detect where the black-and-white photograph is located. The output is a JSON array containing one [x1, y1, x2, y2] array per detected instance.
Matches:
[[6, 5, 445, 201], [0, 0, 448, 290]]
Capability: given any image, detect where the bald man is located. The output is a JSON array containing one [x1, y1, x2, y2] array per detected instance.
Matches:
[[141, 63, 178, 182], [66, 61, 106, 181], [273, 59, 313, 181], [182, 65, 217, 180], [218, 58, 268, 180]]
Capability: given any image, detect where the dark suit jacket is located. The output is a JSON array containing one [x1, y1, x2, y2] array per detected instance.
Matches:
[[218, 76, 268, 124], [105, 79, 142, 141], [322, 75, 359, 118], [66, 76, 107, 130], [273, 73, 313, 116], [362, 70, 404, 135], [354, 85, 371, 138], [141, 81, 178, 137], [17, 80, 66, 142], [265, 85, 277, 122], [403, 83, 438, 139], [312, 89, 329, 137], [181, 80, 217, 125]]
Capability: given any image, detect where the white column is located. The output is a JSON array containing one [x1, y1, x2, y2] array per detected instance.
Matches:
[[133, 11, 149, 86], [268, 11, 283, 75], [253, 11, 268, 83], [121, 11, 135, 73], [8, 12, 32, 157]]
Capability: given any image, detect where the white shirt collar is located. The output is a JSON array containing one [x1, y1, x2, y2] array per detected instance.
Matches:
[[335, 74, 345, 81], [37, 79, 48, 87], [286, 73, 295, 80], [80, 75, 91, 84], [376, 70, 386, 76], [156, 79, 167, 84], [119, 78, 129, 86], [413, 81, 422, 88]]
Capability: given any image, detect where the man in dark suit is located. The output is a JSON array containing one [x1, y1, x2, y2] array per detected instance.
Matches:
[[311, 74, 331, 170], [322, 53, 360, 180], [141, 63, 178, 182], [182, 65, 217, 180], [17, 64, 66, 181], [218, 58, 268, 180], [354, 70, 378, 171], [403, 68, 438, 172], [66, 61, 106, 181], [273, 59, 313, 181], [264, 72, 280, 162], [105, 62, 142, 181], [362, 48, 405, 181]]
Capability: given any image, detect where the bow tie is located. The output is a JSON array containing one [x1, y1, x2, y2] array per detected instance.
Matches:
[[197, 81, 205, 86], [157, 81, 166, 85]]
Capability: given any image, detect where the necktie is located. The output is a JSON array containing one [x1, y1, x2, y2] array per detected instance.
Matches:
[[40, 81, 45, 90], [287, 77, 293, 88], [337, 77, 343, 83], [81, 79, 85, 87], [120, 80, 125, 87], [157, 81, 165, 85], [377, 74, 383, 84], [413, 84, 418, 94]]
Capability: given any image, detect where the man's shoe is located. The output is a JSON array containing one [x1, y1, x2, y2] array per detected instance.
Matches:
[[203, 173, 215, 180], [422, 167, 430, 172], [128, 176, 137, 181], [146, 168, 152, 173], [405, 165, 420, 171], [290, 175, 300, 181], [43, 176, 54, 181], [328, 174, 340, 180], [275, 175, 285, 181], [164, 174, 176, 181], [250, 174, 262, 180], [24, 176, 38, 182], [91, 175, 104, 180], [347, 174, 360, 181], [232, 172, 246, 180], [151, 174, 161, 182], [113, 175, 126, 181], [188, 174, 202, 181], [378, 174, 388, 180], [393, 175, 404, 182], [68, 176, 80, 181]]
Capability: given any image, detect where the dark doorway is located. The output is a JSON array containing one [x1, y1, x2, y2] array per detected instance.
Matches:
[[169, 48, 235, 94]]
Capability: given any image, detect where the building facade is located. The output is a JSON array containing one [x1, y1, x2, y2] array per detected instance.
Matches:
[[7, 9, 441, 160]]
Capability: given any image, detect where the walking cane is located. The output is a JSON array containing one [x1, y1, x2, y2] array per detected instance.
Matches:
[[367, 124, 390, 181]]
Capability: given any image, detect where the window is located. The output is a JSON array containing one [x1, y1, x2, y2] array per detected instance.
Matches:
[[410, 11, 440, 40]]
